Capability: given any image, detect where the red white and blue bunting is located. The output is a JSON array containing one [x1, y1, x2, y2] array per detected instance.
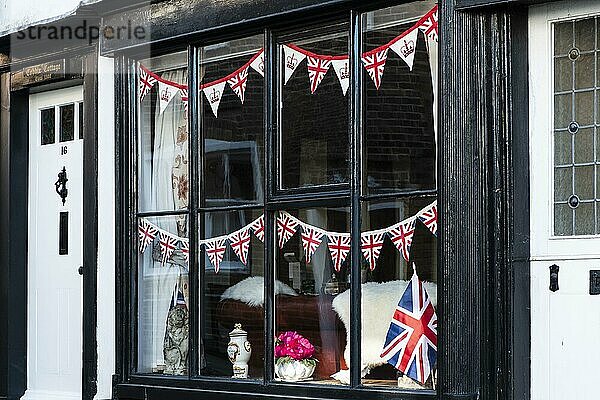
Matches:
[[136, 5, 438, 117], [138, 200, 437, 273]]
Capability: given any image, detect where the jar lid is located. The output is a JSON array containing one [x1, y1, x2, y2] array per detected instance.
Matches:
[[229, 323, 247, 337]]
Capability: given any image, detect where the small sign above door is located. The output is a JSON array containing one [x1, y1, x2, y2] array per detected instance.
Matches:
[[11, 59, 66, 89]]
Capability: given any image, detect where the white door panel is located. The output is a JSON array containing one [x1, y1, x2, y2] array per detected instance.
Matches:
[[24, 86, 83, 400]]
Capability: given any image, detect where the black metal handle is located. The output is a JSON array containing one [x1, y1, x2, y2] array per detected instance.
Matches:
[[549, 264, 559, 292], [78, 266, 84, 275], [55, 166, 68, 206]]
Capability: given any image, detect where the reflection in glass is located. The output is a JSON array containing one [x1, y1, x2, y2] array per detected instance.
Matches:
[[138, 52, 189, 212], [60, 104, 75, 142], [201, 209, 264, 379], [361, 198, 437, 389], [137, 215, 189, 375], [275, 207, 350, 385], [200, 35, 264, 207], [363, 3, 436, 194], [279, 26, 349, 189], [41, 107, 55, 145]]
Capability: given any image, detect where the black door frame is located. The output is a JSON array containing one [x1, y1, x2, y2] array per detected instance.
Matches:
[[0, 43, 99, 400]]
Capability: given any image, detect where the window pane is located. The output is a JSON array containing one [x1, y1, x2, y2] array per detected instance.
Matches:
[[361, 197, 437, 389], [200, 209, 264, 380], [78, 102, 84, 139], [138, 51, 189, 212], [277, 24, 350, 190], [41, 107, 55, 145], [554, 17, 599, 236], [59, 103, 74, 142], [200, 35, 265, 207], [137, 215, 189, 375], [274, 207, 349, 385]]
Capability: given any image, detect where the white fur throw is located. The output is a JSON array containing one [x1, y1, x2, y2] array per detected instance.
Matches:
[[331, 280, 438, 383], [220, 276, 297, 307]]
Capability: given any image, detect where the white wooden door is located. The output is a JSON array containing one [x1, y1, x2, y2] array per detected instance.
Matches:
[[529, 3, 600, 400], [24, 86, 84, 400]]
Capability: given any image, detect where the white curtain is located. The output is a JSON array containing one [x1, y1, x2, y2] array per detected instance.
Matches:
[[138, 69, 188, 371], [426, 37, 438, 175]]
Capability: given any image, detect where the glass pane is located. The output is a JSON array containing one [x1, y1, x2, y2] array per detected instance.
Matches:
[[274, 207, 350, 385], [79, 102, 83, 139], [361, 197, 437, 389], [59, 104, 74, 142], [278, 24, 350, 190], [41, 107, 55, 145], [574, 165, 594, 200], [554, 167, 572, 202], [200, 209, 264, 379], [138, 51, 189, 212], [574, 18, 595, 52], [363, 2, 437, 194], [137, 214, 189, 375], [554, 131, 572, 165], [554, 57, 571, 92], [574, 128, 594, 164], [554, 22, 572, 56], [554, 203, 573, 236], [574, 53, 594, 90], [200, 35, 265, 207], [554, 93, 572, 130], [575, 90, 594, 126], [574, 202, 595, 235]]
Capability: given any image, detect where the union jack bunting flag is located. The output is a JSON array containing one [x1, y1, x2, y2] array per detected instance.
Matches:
[[159, 232, 178, 265], [380, 270, 437, 384], [300, 225, 325, 263], [228, 227, 251, 265], [180, 239, 189, 264], [418, 6, 439, 42], [139, 65, 157, 102], [277, 212, 300, 249], [360, 231, 386, 271], [138, 219, 158, 253], [388, 218, 416, 262], [205, 238, 227, 273], [249, 49, 265, 77], [249, 214, 265, 242], [227, 65, 249, 103], [327, 233, 351, 272], [361, 48, 388, 89], [179, 88, 188, 114], [307, 56, 332, 94], [418, 202, 438, 237]]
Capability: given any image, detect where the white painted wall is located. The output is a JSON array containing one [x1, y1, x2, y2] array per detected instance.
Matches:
[[96, 55, 115, 400]]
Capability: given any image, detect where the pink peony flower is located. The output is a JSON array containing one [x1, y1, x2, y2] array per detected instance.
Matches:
[[274, 331, 315, 360]]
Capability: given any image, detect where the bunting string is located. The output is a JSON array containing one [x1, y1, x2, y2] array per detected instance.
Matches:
[[138, 200, 437, 273], [137, 5, 438, 117]]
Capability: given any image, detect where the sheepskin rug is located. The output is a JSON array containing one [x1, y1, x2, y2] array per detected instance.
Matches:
[[331, 280, 437, 383], [220, 276, 297, 307]]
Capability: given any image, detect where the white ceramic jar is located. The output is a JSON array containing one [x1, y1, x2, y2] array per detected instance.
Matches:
[[227, 323, 252, 378]]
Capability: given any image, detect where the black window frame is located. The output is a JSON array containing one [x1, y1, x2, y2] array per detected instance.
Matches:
[[117, 4, 439, 400]]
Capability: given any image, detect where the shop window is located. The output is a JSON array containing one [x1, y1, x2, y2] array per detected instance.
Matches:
[[130, 0, 438, 395]]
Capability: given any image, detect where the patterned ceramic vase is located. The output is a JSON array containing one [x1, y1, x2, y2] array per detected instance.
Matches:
[[227, 323, 252, 378]]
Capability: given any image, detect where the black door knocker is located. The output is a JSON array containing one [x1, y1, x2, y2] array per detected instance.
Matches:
[[55, 166, 68, 205]]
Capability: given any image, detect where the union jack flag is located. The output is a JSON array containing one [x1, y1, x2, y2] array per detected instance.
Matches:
[[250, 214, 265, 242], [380, 270, 437, 384], [180, 238, 189, 264], [300, 225, 325, 263], [159, 232, 178, 265], [205, 238, 227, 273], [227, 65, 249, 103], [418, 6, 438, 42], [388, 218, 416, 262], [277, 212, 299, 249], [360, 231, 386, 271], [418, 202, 438, 237], [327, 233, 351, 272], [138, 219, 158, 253], [307, 56, 332, 94], [228, 227, 251, 265], [139, 65, 157, 101], [361, 48, 388, 89]]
